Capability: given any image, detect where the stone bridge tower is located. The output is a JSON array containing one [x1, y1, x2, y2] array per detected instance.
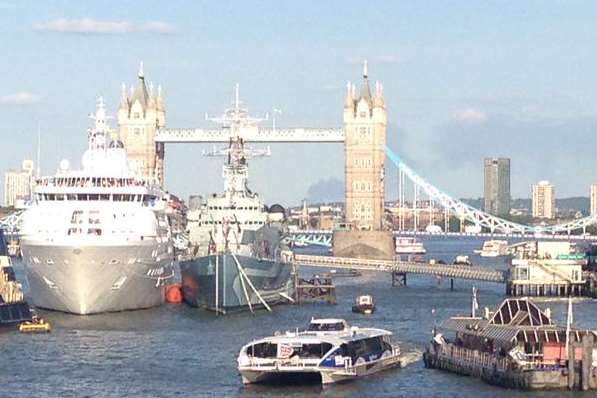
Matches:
[[343, 61, 386, 230], [118, 63, 166, 184], [333, 62, 393, 260]]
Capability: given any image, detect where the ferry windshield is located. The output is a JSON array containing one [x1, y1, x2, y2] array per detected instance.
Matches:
[[308, 322, 345, 332]]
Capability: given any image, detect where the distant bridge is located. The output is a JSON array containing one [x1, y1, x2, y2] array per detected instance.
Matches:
[[292, 254, 507, 284], [288, 229, 597, 248]]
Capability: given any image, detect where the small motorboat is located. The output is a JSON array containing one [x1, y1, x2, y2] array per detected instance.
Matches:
[[352, 295, 375, 314], [18, 318, 51, 333]]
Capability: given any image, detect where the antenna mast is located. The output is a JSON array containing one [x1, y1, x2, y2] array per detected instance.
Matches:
[[36, 122, 41, 178]]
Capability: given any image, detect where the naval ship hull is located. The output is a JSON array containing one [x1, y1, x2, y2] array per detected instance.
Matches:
[[0, 302, 32, 328], [20, 240, 173, 315], [180, 254, 294, 313]]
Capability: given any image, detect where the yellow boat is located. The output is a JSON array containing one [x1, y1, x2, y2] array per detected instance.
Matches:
[[18, 319, 51, 333]]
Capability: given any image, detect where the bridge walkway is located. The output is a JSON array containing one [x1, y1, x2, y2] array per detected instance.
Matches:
[[291, 254, 506, 284]]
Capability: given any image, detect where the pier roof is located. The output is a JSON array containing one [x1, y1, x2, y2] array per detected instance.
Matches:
[[439, 298, 597, 346]]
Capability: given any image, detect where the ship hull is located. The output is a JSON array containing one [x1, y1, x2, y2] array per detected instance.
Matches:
[[180, 254, 294, 313], [20, 240, 173, 315], [0, 302, 32, 328]]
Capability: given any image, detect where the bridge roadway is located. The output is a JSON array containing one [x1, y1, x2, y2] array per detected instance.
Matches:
[[291, 254, 507, 284]]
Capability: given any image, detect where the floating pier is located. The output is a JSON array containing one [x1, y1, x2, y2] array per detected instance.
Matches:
[[294, 274, 336, 305], [424, 297, 597, 391]]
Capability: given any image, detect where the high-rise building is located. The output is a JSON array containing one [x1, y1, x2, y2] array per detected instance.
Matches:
[[483, 158, 511, 216], [532, 180, 555, 219], [343, 61, 386, 231], [591, 184, 597, 215], [4, 159, 34, 207], [118, 62, 166, 184]]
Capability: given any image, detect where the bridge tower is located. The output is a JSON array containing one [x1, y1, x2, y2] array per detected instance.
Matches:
[[343, 60, 387, 230], [333, 62, 393, 260], [117, 62, 166, 184]]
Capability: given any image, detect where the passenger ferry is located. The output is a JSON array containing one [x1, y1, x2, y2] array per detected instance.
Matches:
[[395, 237, 426, 255], [237, 318, 401, 385], [474, 240, 509, 257]]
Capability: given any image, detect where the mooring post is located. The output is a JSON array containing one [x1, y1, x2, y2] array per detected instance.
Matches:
[[581, 334, 594, 391], [568, 341, 576, 390], [450, 278, 454, 291]]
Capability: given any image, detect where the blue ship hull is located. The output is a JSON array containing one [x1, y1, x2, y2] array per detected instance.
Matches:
[[180, 254, 294, 313]]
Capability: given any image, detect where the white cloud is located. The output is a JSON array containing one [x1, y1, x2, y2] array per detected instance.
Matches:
[[319, 84, 342, 93], [141, 21, 174, 34], [32, 18, 173, 34], [0, 92, 42, 105], [345, 56, 363, 65], [453, 108, 487, 124], [375, 54, 401, 64]]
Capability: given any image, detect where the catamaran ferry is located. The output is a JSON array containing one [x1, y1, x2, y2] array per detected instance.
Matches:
[[237, 318, 402, 385]]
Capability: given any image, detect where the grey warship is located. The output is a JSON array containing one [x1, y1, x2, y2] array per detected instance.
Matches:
[[180, 87, 294, 313]]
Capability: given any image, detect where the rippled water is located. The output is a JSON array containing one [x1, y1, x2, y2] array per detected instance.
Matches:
[[1, 237, 596, 398]]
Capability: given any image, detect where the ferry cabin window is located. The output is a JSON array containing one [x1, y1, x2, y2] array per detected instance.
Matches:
[[308, 322, 345, 332], [293, 343, 333, 359], [249, 342, 278, 358], [343, 336, 390, 362], [88, 211, 101, 225], [71, 211, 84, 224]]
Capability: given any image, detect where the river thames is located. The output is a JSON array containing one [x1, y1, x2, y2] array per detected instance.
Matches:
[[1, 236, 596, 398]]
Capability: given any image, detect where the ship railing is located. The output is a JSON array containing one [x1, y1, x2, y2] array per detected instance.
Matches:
[[438, 343, 511, 371], [246, 357, 317, 370]]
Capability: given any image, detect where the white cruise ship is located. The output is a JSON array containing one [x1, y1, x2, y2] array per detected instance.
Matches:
[[19, 98, 174, 315], [238, 318, 402, 384]]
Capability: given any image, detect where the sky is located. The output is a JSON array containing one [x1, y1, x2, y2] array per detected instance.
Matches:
[[1, 0, 597, 206]]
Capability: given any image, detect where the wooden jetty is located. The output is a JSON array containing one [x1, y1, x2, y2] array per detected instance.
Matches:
[[294, 273, 336, 305]]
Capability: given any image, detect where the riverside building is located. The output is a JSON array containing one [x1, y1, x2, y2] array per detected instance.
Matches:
[[3, 159, 34, 207], [483, 158, 510, 216], [532, 181, 555, 219], [591, 184, 597, 215]]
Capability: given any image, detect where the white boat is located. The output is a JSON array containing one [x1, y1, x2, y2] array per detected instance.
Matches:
[[19, 98, 174, 315], [237, 318, 401, 385], [352, 295, 375, 314], [474, 240, 509, 257], [395, 237, 426, 254]]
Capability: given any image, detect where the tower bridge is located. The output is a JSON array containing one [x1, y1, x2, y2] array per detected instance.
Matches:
[[149, 60, 597, 238], [3, 62, 597, 240]]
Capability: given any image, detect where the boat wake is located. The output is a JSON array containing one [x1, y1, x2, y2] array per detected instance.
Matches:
[[400, 347, 424, 367]]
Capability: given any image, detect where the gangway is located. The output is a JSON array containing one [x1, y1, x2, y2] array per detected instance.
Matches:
[[291, 254, 507, 284]]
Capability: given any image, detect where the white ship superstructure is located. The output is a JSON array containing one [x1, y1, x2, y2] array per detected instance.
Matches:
[[20, 98, 174, 314], [395, 237, 426, 255], [186, 85, 274, 256], [180, 87, 294, 313]]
